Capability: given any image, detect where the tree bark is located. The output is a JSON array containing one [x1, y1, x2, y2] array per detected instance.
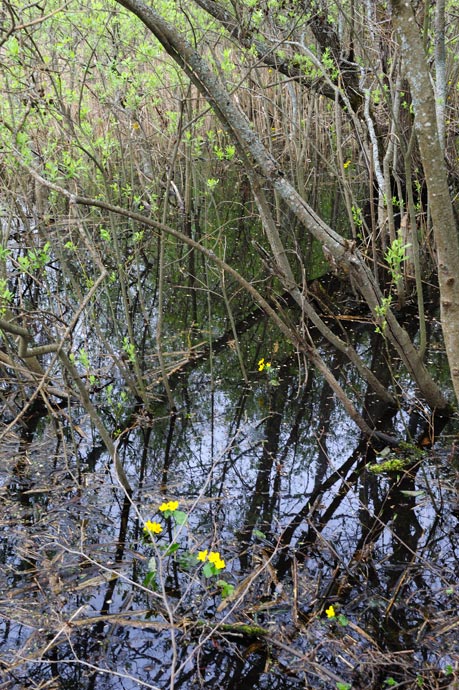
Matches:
[[392, 0, 459, 405]]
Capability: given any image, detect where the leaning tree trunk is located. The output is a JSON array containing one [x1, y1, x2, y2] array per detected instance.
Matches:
[[112, 0, 448, 409], [392, 0, 459, 406], [112, 0, 450, 411]]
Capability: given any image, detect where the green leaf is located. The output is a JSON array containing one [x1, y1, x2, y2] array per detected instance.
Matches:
[[173, 510, 188, 525], [147, 556, 157, 573], [143, 572, 157, 589], [400, 490, 425, 497], [253, 529, 266, 540], [217, 579, 235, 598], [7, 37, 19, 58], [164, 542, 180, 556], [203, 561, 216, 578]]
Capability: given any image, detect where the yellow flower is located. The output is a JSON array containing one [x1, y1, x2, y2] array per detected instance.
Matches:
[[208, 551, 225, 570], [258, 358, 273, 372], [159, 500, 179, 512], [343, 159, 351, 169], [325, 605, 336, 618], [197, 549, 208, 562], [144, 520, 162, 534]]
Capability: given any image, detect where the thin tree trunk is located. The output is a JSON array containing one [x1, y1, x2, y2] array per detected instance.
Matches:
[[434, 0, 446, 152], [392, 0, 459, 405]]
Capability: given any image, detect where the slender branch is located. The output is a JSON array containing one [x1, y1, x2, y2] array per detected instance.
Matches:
[[14, 161, 399, 444]]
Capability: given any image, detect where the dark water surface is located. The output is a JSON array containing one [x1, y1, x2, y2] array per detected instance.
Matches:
[[1, 327, 459, 690]]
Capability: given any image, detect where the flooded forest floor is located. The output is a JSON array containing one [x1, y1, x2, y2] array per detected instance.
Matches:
[[1, 317, 459, 690]]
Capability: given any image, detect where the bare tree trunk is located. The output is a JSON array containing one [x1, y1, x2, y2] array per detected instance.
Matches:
[[434, 0, 446, 152], [392, 0, 459, 405]]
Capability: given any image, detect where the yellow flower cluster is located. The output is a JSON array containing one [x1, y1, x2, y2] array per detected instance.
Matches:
[[325, 604, 336, 618], [258, 358, 271, 372], [159, 500, 179, 512], [209, 552, 225, 569], [197, 549, 225, 570], [143, 499, 180, 537], [144, 520, 162, 535]]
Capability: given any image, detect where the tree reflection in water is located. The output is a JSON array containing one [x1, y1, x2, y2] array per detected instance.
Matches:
[[0, 328, 458, 690]]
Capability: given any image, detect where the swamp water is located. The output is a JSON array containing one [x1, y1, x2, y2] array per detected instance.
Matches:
[[1, 324, 459, 690]]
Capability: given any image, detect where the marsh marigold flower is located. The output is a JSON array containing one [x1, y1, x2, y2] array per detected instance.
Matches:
[[258, 358, 271, 372], [208, 551, 225, 570], [144, 520, 162, 535], [159, 500, 179, 513], [197, 549, 208, 562], [325, 605, 336, 619]]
